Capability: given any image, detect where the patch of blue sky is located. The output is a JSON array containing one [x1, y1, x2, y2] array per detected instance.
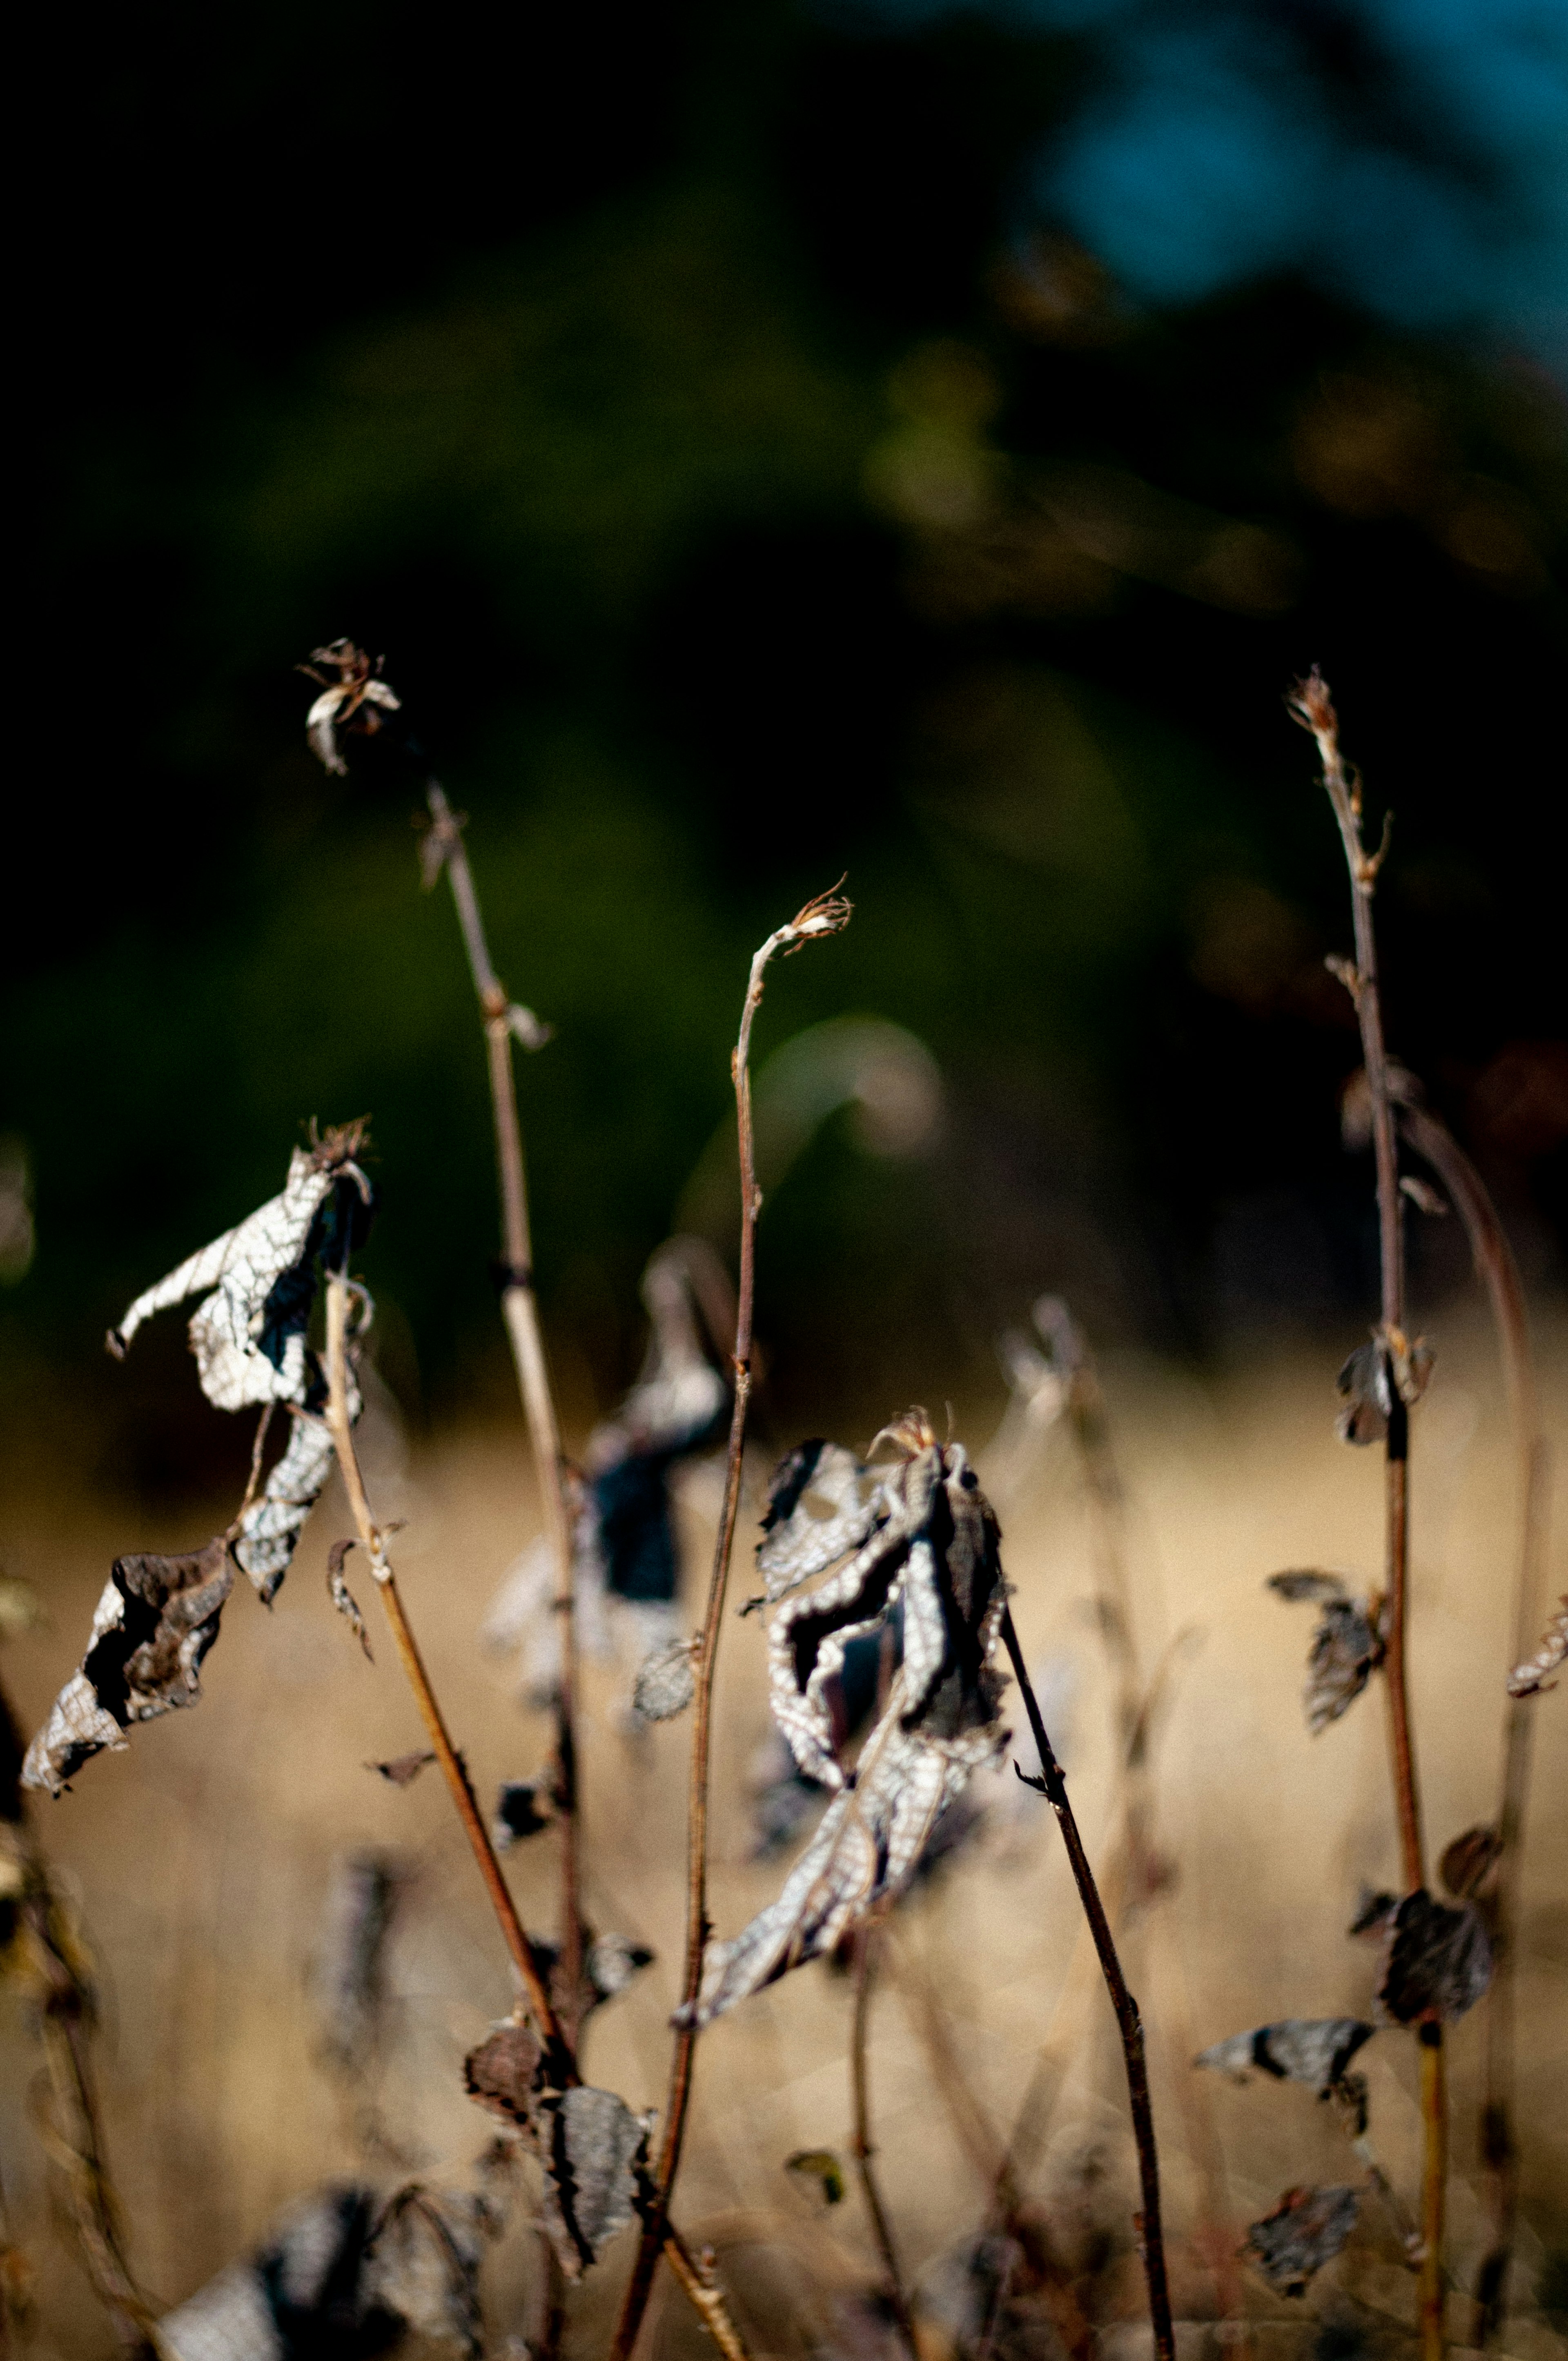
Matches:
[[840, 0, 1568, 365]]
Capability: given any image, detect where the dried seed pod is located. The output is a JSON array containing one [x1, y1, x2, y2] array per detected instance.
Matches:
[[1242, 2184, 1359, 2295], [22, 1539, 233, 1795]]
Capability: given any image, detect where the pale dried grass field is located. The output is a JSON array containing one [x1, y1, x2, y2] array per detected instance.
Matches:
[[3, 1312, 1565, 2359]]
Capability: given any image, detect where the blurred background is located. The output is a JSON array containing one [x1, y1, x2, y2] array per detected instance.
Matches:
[[7, 0, 1566, 1465], [3, 0, 1567, 2350]]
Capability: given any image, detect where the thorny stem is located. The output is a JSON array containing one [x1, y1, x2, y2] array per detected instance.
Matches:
[[609, 883, 851, 2361], [1393, 1090, 1551, 2340], [1292, 671, 1441, 2359], [850, 1922, 918, 2355], [1002, 1608, 1176, 2361], [325, 1263, 752, 2350], [423, 780, 584, 2042]]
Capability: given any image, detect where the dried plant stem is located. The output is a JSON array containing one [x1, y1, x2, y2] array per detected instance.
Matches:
[[1002, 1609, 1175, 2361], [1394, 1093, 1550, 2339], [424, 780, 583, 2034], [322, 1272, 751, 2348], [610, 885, 851, 2361], [850, 1921, 918, 2354], [1292, 672, 1441, 2359]]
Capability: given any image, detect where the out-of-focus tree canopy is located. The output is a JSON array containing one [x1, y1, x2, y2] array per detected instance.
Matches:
[[9, 0, 1566, 1485]]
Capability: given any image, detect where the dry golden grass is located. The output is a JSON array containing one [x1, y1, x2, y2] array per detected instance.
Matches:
[[3, 1313, 1564, 2357]]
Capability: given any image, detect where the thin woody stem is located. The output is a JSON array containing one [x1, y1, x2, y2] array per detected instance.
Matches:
[[851, 1920, 918, 2355], [1001, 1609, 1176, 2361], [1393, 1092, 1550, 2341], [324, 1267, 572, 2074], [423, 780, 584, 2040], [1292, 671, 1441, 2361], [326, 1239, 753, 2346], [609, 884, 850, 2361]]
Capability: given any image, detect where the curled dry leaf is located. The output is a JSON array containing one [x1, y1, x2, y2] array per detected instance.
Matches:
[[1439, 1824, 1502, 1901], [632, 1637, 698, 1721], [1242, 2184, 1359, 2296], [463, 2018, 541, 2132], [1348, 1887, 1400, 1940], [1376, 1888, 1492, 2025], [326, 1539, 373, 1660], [366, 1751, 436, 1788], [1267, 1571, 1383, 1733], [1196, 2018, 1374, 2097], [22, 1539, 232, 1795], [785, 2148, 846, 2206], [1335, 1340, 1392, 1446], [684, 1418, 1007, 2026], [109, 1135, 373, 1416], [367, 2183, 489, 2361], [755, 1439, 884, 1606], [586, 1932, 655, 2001], [234, 1412, 339, 1602], [299, 639, 403, 775], [1508, 1595, 1568, 1698], [159, 2183, 404, 2360], [535, 2084, 652, 2280]]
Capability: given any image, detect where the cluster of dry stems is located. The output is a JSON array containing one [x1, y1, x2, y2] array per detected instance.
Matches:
[[2, 650, 1557, 2361]]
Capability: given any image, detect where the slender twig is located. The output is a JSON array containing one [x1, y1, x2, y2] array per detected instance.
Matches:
[[1390, 1083, 1551, 2340], [421, 780, 584, 2038], [1290, 670, 1442, 2361], [609, 883, 851, 2360], [850, 1920, 918, 2354], [0, 1677, 158, 2355], [323, 1269, 751, 2350], [1002, 1609, 1176, 2361]]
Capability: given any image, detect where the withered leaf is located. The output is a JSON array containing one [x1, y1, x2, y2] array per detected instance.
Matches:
[[585, 1932, 654, 2001], [1348, 1887, 1400, 1939], [492, 1780, 554, 1848], [22, 1539, 233, 1795], [1439, 1824, 1502, 1902], [159, 2183, 402, 2359], [1336, 1341, 1392, 1447], [365, 2183, 487, 2361], [1242, 2185, 1359, 2295], [233, 1412, 338, 1602], [632, 1637, 697, 1721], [1376, 1889, 1492, 2025], [327, 1538, 373, 1660], [1508, 1595, 1567, 1698], [1196, 2018, 1374, 2096], [756, 1439, 883, 1604], [688, 1419, 1008, 2024], [463, 2018, 541, 2132], [317, 1852, 404, 2072], [535, 2085, 651, 2279], [1400, 1175, 1448, 1216], [785, 2148, 846, 2206], [1269, 1573, 1383, 1733], [110, 1136, 374, 1416], [367, 1750, 436, 1788]]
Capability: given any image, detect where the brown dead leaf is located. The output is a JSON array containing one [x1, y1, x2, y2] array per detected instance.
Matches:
[[1242, 2185, 1359, 2294], [1439, 1824, 1502, 1902], [1376, 1889, 1492, 2024], [22, 1539, 233, 1795], [327, 1538, 373, 1660], [463, 2020, 541, 2132], [1267, 1573, 1384, 1732], [366, 1751, 436, 1788]]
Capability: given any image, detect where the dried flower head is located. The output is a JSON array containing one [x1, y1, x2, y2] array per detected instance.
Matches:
[[298, 639, 402, 775]]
